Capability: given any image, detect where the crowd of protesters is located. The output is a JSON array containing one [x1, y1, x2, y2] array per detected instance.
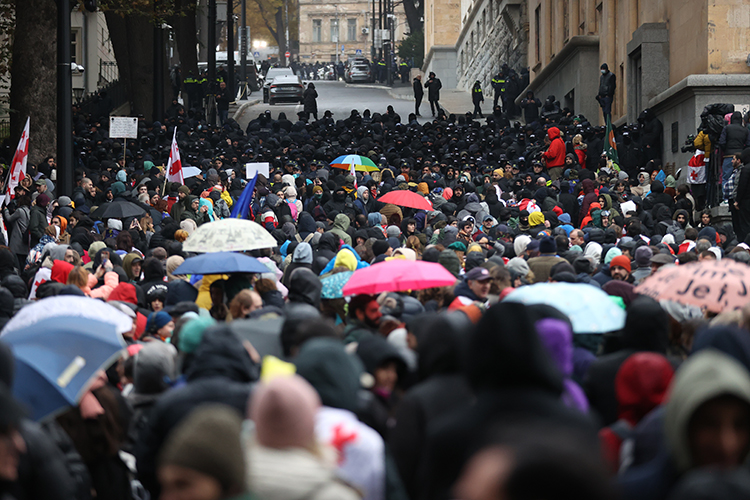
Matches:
[[3, 78, 750, 500]]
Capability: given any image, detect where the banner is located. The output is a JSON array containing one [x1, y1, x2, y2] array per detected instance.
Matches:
[[604, 114, 619, 165], [4, 117, 30, 204], [166, 128, 184, 185]]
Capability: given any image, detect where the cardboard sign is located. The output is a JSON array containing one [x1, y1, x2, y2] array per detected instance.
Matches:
[[109, 116, 138, 139], [246, 162, 270, 179]]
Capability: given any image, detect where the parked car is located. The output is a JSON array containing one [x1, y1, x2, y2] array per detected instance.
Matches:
[[262, 67, 296, 103], [345, 59, 373, 83], [267, 74, 305, 105]]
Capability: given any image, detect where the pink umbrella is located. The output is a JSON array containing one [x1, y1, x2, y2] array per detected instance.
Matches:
[[635, 259, 750, 313], [377, 190, 433, 211], [341, 259, 457, 296]]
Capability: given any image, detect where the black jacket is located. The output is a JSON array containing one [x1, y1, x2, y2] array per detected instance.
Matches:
[[583, 296, 669, 426], [719, 117, 750, 155], [133, 327, 259, 498], [413, 79, 424, 98], [424, 77, 442, 101], [598, 70, 616, 97]]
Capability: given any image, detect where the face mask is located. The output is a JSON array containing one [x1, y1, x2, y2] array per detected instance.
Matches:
[[601, 69, 606, 74], [314, 193, 322, 199]]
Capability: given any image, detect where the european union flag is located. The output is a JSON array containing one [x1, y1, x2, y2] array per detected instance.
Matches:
[[230, 173, 257, 219]]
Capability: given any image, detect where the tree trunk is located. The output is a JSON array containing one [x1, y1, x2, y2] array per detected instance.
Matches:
[[400, 0, 422, 35], [171, 0, 198, 76], [10, 0, 57, 164], [105, 11, 157, 120], [275, 7, 286, 58]]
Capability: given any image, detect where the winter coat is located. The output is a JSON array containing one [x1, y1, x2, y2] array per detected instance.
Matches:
[[89, 271, 120, 300], [598, 70, 616, 98], [419, 303, 596, 500], [3, 205, 30, 255], [520, 96, 541, 123], [413, 78, 424, 98], [719, 113, 750, 155], [542, 127, 566, 169], [527, 254, 567, 283], [578, 179, 598, 226], [133, 327, 259, 498], [389, 314, 472, 500], [304, 87, 318, 114], [28, 205, 47, 247], [424, 77, 442, 101], [329, 214, 353, 246], [247, 441, 361, 500], [584, 297, 669, 426]]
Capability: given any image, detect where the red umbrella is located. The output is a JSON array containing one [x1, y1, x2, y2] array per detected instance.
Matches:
[[341, 259, 457, 296], [377, 190, 433, 211]]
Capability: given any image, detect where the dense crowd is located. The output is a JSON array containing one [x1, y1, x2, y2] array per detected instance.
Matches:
[[3, 88, 750, 500]]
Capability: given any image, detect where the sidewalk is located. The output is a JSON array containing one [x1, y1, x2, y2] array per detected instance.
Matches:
[[230, 97, 262, 122], [388, 86, 494, 116]]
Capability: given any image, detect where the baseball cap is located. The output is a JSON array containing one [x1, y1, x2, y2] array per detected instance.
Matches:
[[464, 267, 492, 282]]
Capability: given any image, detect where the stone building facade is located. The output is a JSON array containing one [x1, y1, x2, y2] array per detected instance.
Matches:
[[423, 0, 527, 92], [298, 0, 408, 63], [522, 0, 750, 167]]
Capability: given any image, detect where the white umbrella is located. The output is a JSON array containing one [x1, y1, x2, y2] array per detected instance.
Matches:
[[1, 296, 133, 336], [182, 218, 278, 253]]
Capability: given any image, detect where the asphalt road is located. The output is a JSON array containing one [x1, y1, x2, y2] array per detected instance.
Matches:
[[235, 80, 420, 129]]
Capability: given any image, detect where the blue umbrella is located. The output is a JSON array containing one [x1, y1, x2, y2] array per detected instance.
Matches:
[[174, 252, 270, 275], [3, 316, 126, 421], [320, 271, 354, 299], [503, 282, 626, 334]]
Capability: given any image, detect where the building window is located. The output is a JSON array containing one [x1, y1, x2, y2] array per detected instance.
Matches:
[[71, 29, 80, 64], [331, 18, 339, 43], [534, 5, 540, 62], [347, 19, 357, 41], [312, 19, 322, 42], [563, 0, 569, 40], [671, 122, 679, 154]]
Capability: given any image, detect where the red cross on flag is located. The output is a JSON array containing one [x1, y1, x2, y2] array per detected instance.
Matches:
[[166, 127, 184, 185], [4, 117, 30, 204]]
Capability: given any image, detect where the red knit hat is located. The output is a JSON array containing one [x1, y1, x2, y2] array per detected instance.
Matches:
[[610, 255, 632, 273]]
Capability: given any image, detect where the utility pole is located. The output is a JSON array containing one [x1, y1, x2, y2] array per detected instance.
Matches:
[[384, 0, 391, 85], [57, 0, 73, 197], [240, 0, 247, 94], [334, 5, 339, 66], [371, 0, 375, 60], [284, 0, 290, 66], [208, 0, 216, 123], [227, 0, 234, 98]]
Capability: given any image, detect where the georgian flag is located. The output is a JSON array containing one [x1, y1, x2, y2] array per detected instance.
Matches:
[[166, 127, 184, 185], [4, 117, 30, 203]]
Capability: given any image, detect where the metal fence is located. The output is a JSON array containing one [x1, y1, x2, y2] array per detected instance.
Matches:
[[0, 119, 9, 141], [78, 79, 128, 118], [98, 60, 119, 86]]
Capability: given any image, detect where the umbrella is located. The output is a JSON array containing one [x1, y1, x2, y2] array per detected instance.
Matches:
[[90, 199, 146, 220], [377, 190, 433, 211], [228, 317, 284, 358], [182, 218, 278, 253], [3, 316, 125, 421], [1, 296, 134, 336], [342, 260, 456, 296], [330, 154, 380, 172], [503, 282, 626, 334], [321, 271, 354, 299], [182, 166, 203, 179], [635, 259, 750, 313], [173, 252, 270, 275]]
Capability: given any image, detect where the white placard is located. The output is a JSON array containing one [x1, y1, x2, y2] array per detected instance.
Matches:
[[620, 200, 636, 215], [246, 162, 270, 179], [109, 116, 139, 139]]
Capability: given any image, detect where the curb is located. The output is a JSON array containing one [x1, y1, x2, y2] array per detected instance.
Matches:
[[344, 83, 394, 90], [387, 88, 415, 102], [232, 98, 262, 121]]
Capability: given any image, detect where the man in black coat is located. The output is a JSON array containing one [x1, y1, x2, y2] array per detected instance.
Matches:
[[596, 63, 616, 122], [413, 75, 424, 117], [424, 72, 442, 117]]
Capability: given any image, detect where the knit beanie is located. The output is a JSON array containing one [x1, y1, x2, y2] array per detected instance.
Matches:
[[604, 247, 622, 264], [634, 245, 653, 267], [178, 317, 216, 354], [386, 225, 401, 238], [372, 239, 389, 256], [249, 375, 320, 449], [178, 185, 191, 196], [166, 255, 185, 280], [539, 236, 556, 254], [146, 311, 172, 333], [36, 193, 50, 208], [158, 405, 245, 494], [610, 255, 632, 273]]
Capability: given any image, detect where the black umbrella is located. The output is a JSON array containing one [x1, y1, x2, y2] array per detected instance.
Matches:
[[228, 317, 284, 358], [90, 200, 146, 220]]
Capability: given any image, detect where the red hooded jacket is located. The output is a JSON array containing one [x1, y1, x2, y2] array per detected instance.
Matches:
[[542, 127, 566, 169]]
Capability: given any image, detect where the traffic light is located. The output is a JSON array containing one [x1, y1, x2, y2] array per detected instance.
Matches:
[[83, 0, 97, 12]]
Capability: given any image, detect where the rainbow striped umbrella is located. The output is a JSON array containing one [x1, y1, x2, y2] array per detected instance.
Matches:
[[330, 154, 380, 172]]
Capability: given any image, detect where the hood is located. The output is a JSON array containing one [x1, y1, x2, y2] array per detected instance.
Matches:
[[318, 232, 340, 253], [692, 326, 750, 372], [108, 282, 138, 304], [621, 297, 669, 352], [166, 280, 199, 305], [547, 127, 561, 140], [49, 244, 70, 263], [356, 334, 405, 376], [615, 352, 674, 425], [292, 242, 313, 264], [665, 350, 750, 472], [287, 268, 322, 308], [121, 253, 143, 281], [333, 213, 350, 232], [673, 209, 690, 223], [368, 213, 382, 227], [51, 260, 74, 284], [295, 338, 364, 412], [297, 211, 317, 236], [0, 286, 13, 319], [248, 445, 341, 500], [186, 326, 260, 383], [468, 302, 563, 394], [414, 313, 470, 380], [582, 178, 595, 195], [133, 342, 177, 395], [535, 318, 574, 377]]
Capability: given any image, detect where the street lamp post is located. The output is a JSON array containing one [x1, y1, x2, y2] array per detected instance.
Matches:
[[208, 0, 216, 124], [240, 0, 247, 92], [227, 0, 234, 98]]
